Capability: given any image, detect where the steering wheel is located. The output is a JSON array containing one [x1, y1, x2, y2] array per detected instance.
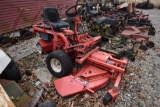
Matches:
[[66, 4, 85, 19]]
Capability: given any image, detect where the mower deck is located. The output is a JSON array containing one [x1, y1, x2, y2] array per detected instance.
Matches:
[[54, 64, 110, 97], [54, 50, 127, 100]]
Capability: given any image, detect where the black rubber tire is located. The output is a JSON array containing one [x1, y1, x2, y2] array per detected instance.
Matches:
[[109, 25, 117, 36], [146, 41, 154, 48], [38, 101, 56, 107], [46, 50, 73, 78], [0, 59, 22, 82], [103, 92, 112, 105], [126, 54, 135, 62], [25, 70, 32, 76], [139, 44, 148, 51], [136, 2, 154, 9], [148, 27, 155, 36]]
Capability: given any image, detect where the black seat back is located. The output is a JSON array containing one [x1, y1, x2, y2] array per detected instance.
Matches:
[[86, 2, 94, 13], [86, 2, 100, 16], [43, 7, 61, 23], [42, 7, 69, 30]]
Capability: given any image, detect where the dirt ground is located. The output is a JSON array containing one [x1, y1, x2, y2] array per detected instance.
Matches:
[[3, 8, 160, 107]]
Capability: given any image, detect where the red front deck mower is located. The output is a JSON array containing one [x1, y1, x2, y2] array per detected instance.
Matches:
[[32, 5, 128, 105]]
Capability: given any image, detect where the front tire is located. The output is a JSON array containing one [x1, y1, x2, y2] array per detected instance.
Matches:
[[46, 50, 73, 78]]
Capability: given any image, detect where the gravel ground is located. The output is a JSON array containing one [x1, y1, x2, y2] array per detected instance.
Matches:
[[2, 9, 160, 107], [4, 36, 38, 61]]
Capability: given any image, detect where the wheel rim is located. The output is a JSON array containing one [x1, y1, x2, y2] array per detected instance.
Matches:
[[37, 44, 42, 54], [50, 58, 62, 73]]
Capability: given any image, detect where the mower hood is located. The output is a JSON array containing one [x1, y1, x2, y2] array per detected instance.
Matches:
[[0, 49, 11, 74]]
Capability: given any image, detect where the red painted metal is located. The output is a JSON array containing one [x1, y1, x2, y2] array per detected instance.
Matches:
[[87, 51, 127, 73], [121, 26, 149, 42], [54, 51, 127, 98], [76, 47, 99, 64], [61, 29, 74, 35], [108, 89, 118, 101], [131, 34, 149, 42], [32, 5, 101, 53], [54, 66, 110, 96], [0, 0, 77, 35], [38, 39, 54, 52], [121, 26, 140, 36], [33, 24, 71, 51]]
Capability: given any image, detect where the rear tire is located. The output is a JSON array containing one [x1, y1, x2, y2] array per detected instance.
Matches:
[[46, 50, 73, 78]]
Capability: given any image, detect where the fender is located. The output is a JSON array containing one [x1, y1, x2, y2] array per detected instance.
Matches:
[[32, 25, 70, 49], [0, 49, 11, 74], [56, 33, 70, 49], [61, 29, 74, 35]]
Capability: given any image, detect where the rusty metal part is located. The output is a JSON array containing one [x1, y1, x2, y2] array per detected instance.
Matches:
[[0, 79, 44, 107], [100, 40, 136, 62], [27, 86, 44, 107], [19, 29, 35, 40], [0, 84, 15, 107], [29, 79, 45, 101], [0, 79, 33, 107], [28, 86, 35, 97], [0, 36, 18, 47], [0, 28, 35, 47]]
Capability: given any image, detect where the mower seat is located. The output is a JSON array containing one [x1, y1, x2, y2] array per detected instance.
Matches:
[[37, 24, 51, 30], [49, 20, 69, 29], [43, 7, 69, 29], [86, 2, 99, 16]]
